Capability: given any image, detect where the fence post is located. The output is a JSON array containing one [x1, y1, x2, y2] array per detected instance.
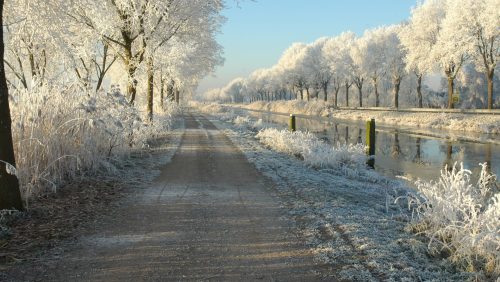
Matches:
[[366, 119, 375, 168], [289, 114, 296, 132]]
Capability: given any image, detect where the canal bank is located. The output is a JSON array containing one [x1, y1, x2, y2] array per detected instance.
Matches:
[[228, 106, 500, 186]]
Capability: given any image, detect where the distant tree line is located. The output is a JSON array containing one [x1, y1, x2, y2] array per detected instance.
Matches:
[[203, 0, 499, 110]]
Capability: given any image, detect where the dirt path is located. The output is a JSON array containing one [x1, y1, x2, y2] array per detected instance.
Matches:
[[5, 113, 331, 281]]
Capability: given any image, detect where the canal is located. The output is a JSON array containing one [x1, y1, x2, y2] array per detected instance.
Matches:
[[234, 108, 500, 185]]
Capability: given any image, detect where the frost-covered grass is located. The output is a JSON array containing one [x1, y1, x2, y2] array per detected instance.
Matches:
[[236, 101, 500, 134], [256, 128, 367, 176], [9, 84, 180, 205], [404, 163, 499, 276], [233, 116, 271, 131], [244, 100, 331, 117]]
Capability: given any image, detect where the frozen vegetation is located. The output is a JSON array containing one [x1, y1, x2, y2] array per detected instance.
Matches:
[[9, 84, 181, 205], [405, 163, 499, 274], [235, 100, 500, 134], [256, 128, 370, 179], [194, 102, 500, 279]]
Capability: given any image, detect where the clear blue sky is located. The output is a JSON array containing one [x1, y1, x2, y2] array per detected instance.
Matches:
[[197, 0, 417, 94]]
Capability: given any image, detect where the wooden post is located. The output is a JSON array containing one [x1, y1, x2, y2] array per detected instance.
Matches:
[[366, 119, 375, 168], [289, 114, 296, 132]]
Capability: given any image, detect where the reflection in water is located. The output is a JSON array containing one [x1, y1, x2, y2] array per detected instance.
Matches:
[[414, 138, 422, 163], [240, 109, 500, 184], [334, 124, 339, 142], [443, 142, 454, 171], [485, 143, 492, 174], [391, 132, 401, 159]]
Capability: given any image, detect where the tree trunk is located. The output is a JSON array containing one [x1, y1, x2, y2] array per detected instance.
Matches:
[[167, 79, 175, 101], [300, 88, 304, 100], [126, 64, 137, 105], [323, 84, 328, 102], [175, 88, 180, 104], [334, 88, 340, 107], [447, 77, 454, 109], [345, 82, 350, 107], [487, 69, 494, 109], [354, 78, 363, 107], [146, 56, 154, 122], [0, 0, 23, 210], [305, 87, 310, 101], [95, 43, 115, 92], [416, 74, 423, 108], [124, 42, 138, 105], [372, 77, 379, 107], [160, 77, 165, 110], [393, 77, 401, 108], [357, 85, 362, 107]]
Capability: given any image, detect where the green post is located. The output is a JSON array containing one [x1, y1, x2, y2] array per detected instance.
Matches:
[[366, 119, 375, 168], [289, 114, 296, 132]]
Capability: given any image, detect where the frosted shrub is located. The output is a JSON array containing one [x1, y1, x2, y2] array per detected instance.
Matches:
[[233, 116, 251, 128], [407, 163, 499, 275], [9, 84, 177, 204], [256, 128, 367, 172]]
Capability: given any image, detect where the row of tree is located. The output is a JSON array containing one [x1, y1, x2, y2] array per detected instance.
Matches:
[[203, 0, 499, 109], [1, 0, 226, 210], [4, 0, 225, 119]]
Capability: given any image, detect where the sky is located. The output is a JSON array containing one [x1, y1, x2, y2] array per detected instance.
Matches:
[[196, 0, 418, 94]]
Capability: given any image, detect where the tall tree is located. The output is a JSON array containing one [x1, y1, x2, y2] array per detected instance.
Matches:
[[383, 25, 407, 108], [349, 37, 365, 107], [360, 27, 387, 107], [0, 0, 23, 210], [434, 0, 467, 109], [323, 32, 355, 107], [445, 0, 499, 109], [302, 38, 332, 102], [400, 0, 449, 108]]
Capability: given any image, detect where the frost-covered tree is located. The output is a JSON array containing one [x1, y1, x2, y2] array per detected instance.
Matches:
[[65, 0, 223, 105], [302, 38, 331, 102], [144, 0, 224, 119], [323, 32, 356, 107], [0, 0, 23, 210], [349, 36, 365, 107], [445, 0, 499, 109], [222, 77, 245, 103], [382, 25, 407, 108], [277, 43, 309, 100], [434, 0, 468, 109], [362, 27, 389, 107], [400, 0, 447, 108], [3, 0, 57, 90]]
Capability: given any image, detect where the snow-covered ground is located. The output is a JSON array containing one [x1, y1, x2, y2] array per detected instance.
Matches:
[[235, 101, 500, 134], [194, 102, 499, 281]]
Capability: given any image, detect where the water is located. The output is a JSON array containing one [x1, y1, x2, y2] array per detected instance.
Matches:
[[236, 108, 500, 185]]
